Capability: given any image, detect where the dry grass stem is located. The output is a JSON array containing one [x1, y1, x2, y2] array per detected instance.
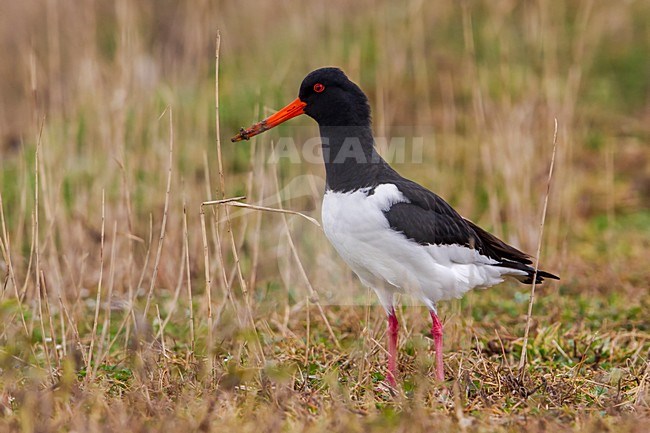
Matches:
[[143, 108, 174, 320], [86, 189, 105, 382], [519, 118, 559, 374]]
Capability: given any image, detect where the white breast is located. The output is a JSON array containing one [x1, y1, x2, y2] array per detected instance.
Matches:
[[321, 183, 521, 311]]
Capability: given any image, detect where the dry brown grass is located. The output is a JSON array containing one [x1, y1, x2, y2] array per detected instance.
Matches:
[[0, 1, 649, 432]]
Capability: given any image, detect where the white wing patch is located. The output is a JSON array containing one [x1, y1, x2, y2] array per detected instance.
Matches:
[[322, 184, 525, 312]]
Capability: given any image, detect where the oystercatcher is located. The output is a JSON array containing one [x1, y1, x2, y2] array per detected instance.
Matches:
[[232, 67, 558, 385]]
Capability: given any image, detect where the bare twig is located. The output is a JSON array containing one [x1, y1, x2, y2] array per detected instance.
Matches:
[[214, 31, 225, 196], [32, 117, 55, 378], [518, 118, 559, 375], [183, 192, 195, 354], [127, 214, 154, 346], [97, 221, 118, 368], [143, 107, 174, 319], [41, 271, 60, 371], [211, 31, 266, 365], [87, 189, 106, 382], [202, 196, 321, 228], [153, 223, 186, 341], [246, 138, 265, 292], [225, 201, 321, 228], [199, 204, 214, 377], [201, 196, 246, 206]]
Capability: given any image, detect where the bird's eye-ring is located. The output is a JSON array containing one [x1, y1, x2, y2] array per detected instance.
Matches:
[[313, 83, 325, 93]]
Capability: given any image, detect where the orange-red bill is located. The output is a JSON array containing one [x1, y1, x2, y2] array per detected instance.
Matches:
[[231, 98, 307, 142]]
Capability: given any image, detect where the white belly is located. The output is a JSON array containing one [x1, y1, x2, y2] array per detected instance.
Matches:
[[321, 184, 514, 311]]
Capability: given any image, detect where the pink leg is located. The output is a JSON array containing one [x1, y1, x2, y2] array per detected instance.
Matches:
[[430, 311, 444, 381], [387, 309, 399, 387]]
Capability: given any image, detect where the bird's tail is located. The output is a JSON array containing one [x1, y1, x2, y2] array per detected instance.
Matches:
[[497, 260, 560, 284]]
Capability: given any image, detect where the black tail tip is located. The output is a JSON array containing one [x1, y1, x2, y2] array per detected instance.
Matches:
[[523, 269, 560, 284]]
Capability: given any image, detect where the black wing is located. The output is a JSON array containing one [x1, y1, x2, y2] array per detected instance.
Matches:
[[383, 179, 559, 284]]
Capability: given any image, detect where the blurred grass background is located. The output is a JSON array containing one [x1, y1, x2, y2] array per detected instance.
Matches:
[[0, 1, 649, 432]]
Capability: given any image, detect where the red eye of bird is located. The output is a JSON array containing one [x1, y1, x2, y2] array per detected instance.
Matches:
[[313, 83, 325, 93]]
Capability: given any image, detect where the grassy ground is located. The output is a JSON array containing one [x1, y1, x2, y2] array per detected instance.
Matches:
[[1, 1, 649, 431]]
